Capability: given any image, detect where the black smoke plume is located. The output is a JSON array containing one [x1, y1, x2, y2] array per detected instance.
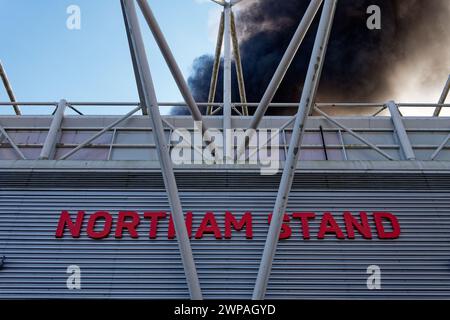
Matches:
[[185, 0, 449, 116]]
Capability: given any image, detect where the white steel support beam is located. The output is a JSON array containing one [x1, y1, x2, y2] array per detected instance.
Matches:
[[223, 3, 232, 134], [122, 3, 149, 115], [121, 0, 202, 300], [386, 101, 415, 160], [39, 99, 67, 160], [207, 12, 225, 115], [0, 60, 21, 115], [248, 0, 322, 128], [433, 75, 450, 117], [230, 10, 248, 116], [252, 0, 337, 300], [137, 0, 209, 133], [237, 0, 323, 157]]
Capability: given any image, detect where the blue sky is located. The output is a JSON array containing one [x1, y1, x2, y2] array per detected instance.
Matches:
[[0, 1, 448, 116], [0, 0, 220, 114]]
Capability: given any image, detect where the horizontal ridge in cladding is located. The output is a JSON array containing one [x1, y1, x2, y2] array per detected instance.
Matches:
[[0, 172, 450, 299], [0, 172, 450, 190]]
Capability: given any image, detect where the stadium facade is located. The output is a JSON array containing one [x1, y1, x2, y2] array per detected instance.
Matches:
[[1, 113, 450, 299], [1, 0, 450, 300]]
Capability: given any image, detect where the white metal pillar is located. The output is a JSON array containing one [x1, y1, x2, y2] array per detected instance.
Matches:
[[223, 2, 232, 134], [39, 99, 67, 160], [386, 101, 415, 160], [433, 75, 450, 117], [121, 0, 202, 300], [237, 0, 323, 157], [252, 0, 337, 300]]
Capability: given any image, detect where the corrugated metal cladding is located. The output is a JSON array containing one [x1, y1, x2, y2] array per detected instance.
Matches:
[[1, 171, 450, 299]]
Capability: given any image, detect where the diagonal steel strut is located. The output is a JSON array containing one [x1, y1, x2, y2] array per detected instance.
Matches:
[[59, 105, 141, 160], [430, 133, 450, 160], [314, 106, 395, 160], [122, 0, 202, 300], [252, 0, 338, 300], [137, 0, 210, 134], [0, 60, 21, 115], [230, 10, 248, 116], [0, 122, 26, 159], [433, 75, 450, 117], [137, 0, 218, 157], [237, 0, 324, 157]]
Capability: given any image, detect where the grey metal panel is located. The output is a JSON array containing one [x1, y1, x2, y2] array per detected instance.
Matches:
[[1, 116, 450, 161], [1, 172, 450, 299], [111, 148, 158, 161], [3, 171, 450, 190]]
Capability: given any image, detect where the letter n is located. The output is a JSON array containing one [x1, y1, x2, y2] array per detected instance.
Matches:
[[56, 210, 85, 238], [344, 211, 372, 239]]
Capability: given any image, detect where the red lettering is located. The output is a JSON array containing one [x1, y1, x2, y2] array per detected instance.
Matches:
[[224, 211, 253, 239], [87, 211, 113, 239], [292, 212, 316, 240], [268, 214, 292, 240], [115, 211, 140, 239], [373, 212, 401, 239], [343, 211, 372, 239], [55, 210, 85, 238], [143, 212, 167, 239], [318, 212, 345, 239], [55, 210, 401, 241], [195, 212, 222, 239], [168, 212, 193, 239]]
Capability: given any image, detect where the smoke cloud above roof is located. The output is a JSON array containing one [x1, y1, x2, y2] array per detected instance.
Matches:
[[185, 0, 450, 115]]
